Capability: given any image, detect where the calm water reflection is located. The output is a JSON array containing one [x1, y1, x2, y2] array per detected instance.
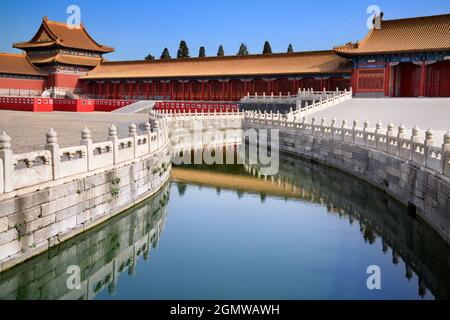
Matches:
[[1, 154, 450, 300]]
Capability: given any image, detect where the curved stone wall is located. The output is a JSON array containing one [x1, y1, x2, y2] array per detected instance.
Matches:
[[0, 121, 172, 271], [245, 115, 450, 245]]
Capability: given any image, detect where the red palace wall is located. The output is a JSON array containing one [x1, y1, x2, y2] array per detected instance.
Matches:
[[0, 97, 53, 112], [86, 77, 351, 102], [47, 73, 85, 91], [0, 77, 46, 91]]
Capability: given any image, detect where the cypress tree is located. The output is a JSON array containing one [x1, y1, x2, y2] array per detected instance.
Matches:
[[160, 48, 171, 60], [263, 41, 273, 54], [177, 40, 190, 58], [237, 43, 249, 56], [287, 44, 293, 53], [217, 45, 225, 57], [145, 53, 155, 60], [198, 46, 206, 58]]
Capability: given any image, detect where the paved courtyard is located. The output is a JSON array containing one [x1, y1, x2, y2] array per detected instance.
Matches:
[[0, 111, 148, 153], [309, 98, 450, 144]]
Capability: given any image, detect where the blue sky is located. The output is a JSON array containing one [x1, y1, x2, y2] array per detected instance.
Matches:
[[1, 0, 449, 61]]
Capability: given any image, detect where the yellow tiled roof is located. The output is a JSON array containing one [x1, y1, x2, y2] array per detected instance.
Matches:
[[83, 50, 352, 80], [28, 53, 103, 67], [0, 53, 48, 77], [13, 17, 114, 53], [334, 14, 450, 56]]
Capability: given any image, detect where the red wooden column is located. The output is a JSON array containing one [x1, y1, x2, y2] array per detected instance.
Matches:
[[146, 81, 150, 99], [243, 80, 247, 95], [105, 82, 109, 99], [384, 64, 391, 97], [229, 81, 233, 101], [201, 81, 205, 100], [163, 81, 167, 99], [419, 61, 427, 97], [209, 82, 212, 100]]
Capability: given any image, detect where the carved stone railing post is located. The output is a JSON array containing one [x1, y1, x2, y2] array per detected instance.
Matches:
[[81, 127, 93, 171], [144, 122, 152, 153], [331, 119, 336, 140], [397, 124, 405, 155], [321, 118, 326, 137], [442, 132, 450, 177], [375, 122, 382, 149], [109, 124, 119, 165], [45, 128, 60, 180], [341, 119, 347, 142], [352, 120, 358, 143], [410, 126, 420, 161], [363, 121, 369, 146], [386, 123, 395, 153], [424, 129, 434, 168], [0, 132, 14, 192], [311, 117, 316, 136], [129, 123, 137, 159]]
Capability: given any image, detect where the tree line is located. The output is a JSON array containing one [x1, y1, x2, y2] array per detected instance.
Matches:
[[145, 41, 294, 60]]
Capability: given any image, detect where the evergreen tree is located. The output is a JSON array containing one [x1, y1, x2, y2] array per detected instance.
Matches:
[[198, 46, 206, 58], [145, 53, 155, 60], [160, 48, 171, 60], [217, 45, 225, 57], [177, 40, 190, 58], [263, 41, 273, 54], [237, 43, 249, 56], [287, 44, 294, 53]]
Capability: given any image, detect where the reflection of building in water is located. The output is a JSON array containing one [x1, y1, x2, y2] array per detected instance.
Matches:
[[0, 183, 170, 300], [247, 155, 450, 300], [173, 155, 450, 299]]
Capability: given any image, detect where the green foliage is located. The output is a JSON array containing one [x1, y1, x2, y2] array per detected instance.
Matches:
[[160, 47, 171, 60], [287, 43, 294, 53], [217, 45, 224, 57], [237, 43, 249, 56], [198, 46, 206, 57], [177, 40, 190, 58], [145, 53, 155, 60], [263, 41, 272, 54]]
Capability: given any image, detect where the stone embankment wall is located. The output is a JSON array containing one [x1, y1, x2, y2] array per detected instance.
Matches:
[[0, 183, 170, 300], [245, 114, 450, 244], [0, 119, 172, 271]]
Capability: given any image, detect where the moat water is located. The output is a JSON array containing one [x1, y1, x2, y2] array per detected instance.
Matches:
[[1, 153, 450, 300]]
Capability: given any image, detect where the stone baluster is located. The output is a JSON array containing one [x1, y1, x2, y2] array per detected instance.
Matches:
[[81, 127, 93, 171], [321, 118, 326, 137], [375, 122, 382, 149], [144, 122, 152, 153], [301, 117, 306, 133], [352, 120, 358, 143], [386, 123, 395, 153], [341, 119, 347, 141], [0, 131, 14, 193], [45, 128, 60, 180], [397, 124, 406, 155], [424, 129, 434, 168], [442, 132, 450, 177], [363, 121, 369, 146], [410, 126, 420, 161], [331, 119, 336, 140], [109, 124, 119, 165], [129, 123, 137, 159]]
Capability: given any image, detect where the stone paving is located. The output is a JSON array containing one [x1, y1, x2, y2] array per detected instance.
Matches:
[[0, 111, 148, 153], [308, 98, 450, 145]]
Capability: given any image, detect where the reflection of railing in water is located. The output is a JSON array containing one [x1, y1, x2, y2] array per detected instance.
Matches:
[[0, 183, 170, 300], [245, 154, 450, 300]]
